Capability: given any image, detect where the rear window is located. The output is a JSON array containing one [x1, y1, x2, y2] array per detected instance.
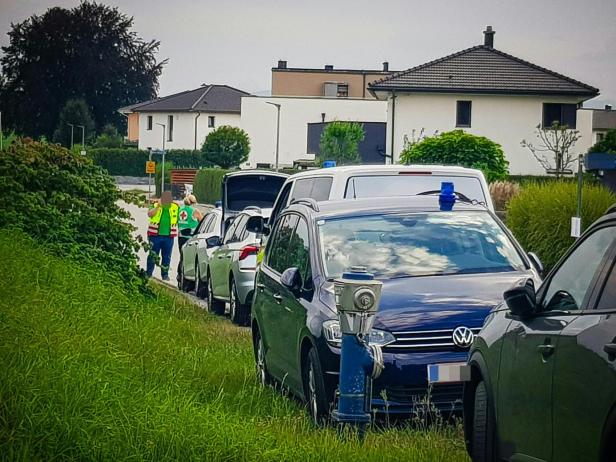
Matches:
[[225, 174, 286, 211], [344, 175, 487, 204]]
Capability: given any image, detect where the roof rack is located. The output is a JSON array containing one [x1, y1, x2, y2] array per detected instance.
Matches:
[[291, 198, 320, 212]]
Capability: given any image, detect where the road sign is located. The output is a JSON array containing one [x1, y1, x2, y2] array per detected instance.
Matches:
[[146, 161, 156, 174]]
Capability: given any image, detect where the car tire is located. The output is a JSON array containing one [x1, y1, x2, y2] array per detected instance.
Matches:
[[254, 328, 272, 387], [194, 261, 208, 299], [206, 271, 225, 315], [230, 278, 250, 326], [472, 380, 496, 462], [178, 265, 194, 293], [302, 347, 330, 426]]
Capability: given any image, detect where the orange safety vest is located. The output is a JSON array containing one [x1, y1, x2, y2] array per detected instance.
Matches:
[[148, 203, 179, 237]]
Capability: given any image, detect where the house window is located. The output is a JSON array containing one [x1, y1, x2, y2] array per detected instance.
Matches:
[[208, 116, 215, 128], [147, 115, 153, 131], [167, 115, 173, 142], [456, 101, 472, 127], [597, 132, 605, 142], [337, 83, 349, 98], [542, 103, 577, 129]]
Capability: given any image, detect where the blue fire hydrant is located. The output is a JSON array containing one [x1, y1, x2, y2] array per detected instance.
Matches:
[[332, 266, 384, 431]]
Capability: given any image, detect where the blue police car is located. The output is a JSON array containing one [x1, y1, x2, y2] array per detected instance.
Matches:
[[251, 193, 541, 423]]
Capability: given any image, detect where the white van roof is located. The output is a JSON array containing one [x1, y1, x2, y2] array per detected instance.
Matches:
[[289, 164, 485, 179]]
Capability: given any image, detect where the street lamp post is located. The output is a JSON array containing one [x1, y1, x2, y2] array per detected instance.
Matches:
[[67, 123, 75, 149], [266, 102, 281, 171], [77, 125, 85, 155], [156, 123, 167, 194]]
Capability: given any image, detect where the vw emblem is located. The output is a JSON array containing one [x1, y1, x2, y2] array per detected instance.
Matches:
[[452, 326, 474, 348]]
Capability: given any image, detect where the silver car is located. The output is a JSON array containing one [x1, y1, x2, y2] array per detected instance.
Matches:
[[207, 207, 270, 325], [178, 207, 222, 298]]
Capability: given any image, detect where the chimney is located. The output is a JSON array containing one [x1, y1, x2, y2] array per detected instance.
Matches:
[[483, 26, 495, 48], [277, 60, 287, 69], [382, 61, 389, 72], [606, 104, 613, 111], [324, 64, 334, 71]]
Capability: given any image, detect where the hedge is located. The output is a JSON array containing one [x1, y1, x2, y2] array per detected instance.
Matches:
[[193, 168, 229, 205], [507, 181, 616, 272], [89, 148, 213, 176]]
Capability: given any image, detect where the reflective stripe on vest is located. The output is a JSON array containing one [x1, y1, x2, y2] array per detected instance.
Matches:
[[148, 203, 179, 237]]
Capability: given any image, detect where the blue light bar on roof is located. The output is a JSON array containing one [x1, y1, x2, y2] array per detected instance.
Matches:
[[322, 160, 337, 168], [439, 182, 455, 211]]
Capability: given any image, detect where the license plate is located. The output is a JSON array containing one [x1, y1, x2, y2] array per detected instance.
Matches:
[[427, 362, 471, 383]]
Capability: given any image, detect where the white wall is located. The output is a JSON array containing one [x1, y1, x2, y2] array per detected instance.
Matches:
[[240, 96, 387, 168], [138, 111, 241, 150], [385, 93, 594, 175]]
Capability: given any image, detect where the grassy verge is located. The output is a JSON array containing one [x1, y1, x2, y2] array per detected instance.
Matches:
[[0, 231, 468, 461]]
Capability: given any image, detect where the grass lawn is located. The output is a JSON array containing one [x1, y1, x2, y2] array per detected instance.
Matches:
[[0, 231, 469, 461]]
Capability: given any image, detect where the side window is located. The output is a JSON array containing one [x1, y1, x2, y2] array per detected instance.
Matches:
[[291, 177, 333, 202], [597, 260, 616, 310], [288, 217, 313, 290], [227, 215, 247, 244], [542, 227, 615, 311], [291, 179, 314, 201], [267, 215, 299, 273], [223, 219, 239, 244], [269, 182, 292, 229], [197, 214, 213, 234]]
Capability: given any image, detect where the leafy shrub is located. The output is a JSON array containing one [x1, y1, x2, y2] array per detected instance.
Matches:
[[193, 168, 229, 204], [0, 139, 144, 290], [589, 129, 616, 154], [201, 126, 250, 169], [93, 124, 124, 148], [507, 181, 616, 272], [90, 148, 213, 176], [400, 130, 509, 182], [52, 99, 96, 146], [318, 121, 365, 165], [489, 181, 520, 211]]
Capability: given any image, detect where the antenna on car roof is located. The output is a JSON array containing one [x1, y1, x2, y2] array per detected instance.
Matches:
[[291, 198, 320, 212]]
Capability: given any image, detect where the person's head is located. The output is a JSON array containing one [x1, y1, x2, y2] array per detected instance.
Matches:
[[184, 194, 197, 205], [160, 191, 173, 205]]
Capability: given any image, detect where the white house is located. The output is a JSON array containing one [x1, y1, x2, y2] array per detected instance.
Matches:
[[240, 96, 387, 168], [369, 27, 600, 175], [119, 84, 249, 150]]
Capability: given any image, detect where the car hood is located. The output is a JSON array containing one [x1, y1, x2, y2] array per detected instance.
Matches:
[[371, 271, 535, 331]]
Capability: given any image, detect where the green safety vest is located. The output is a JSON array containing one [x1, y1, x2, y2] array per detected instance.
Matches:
[[178, 205, 199, 231], [148, 203, 179, 237]]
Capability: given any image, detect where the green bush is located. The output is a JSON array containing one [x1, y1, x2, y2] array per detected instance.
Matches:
[[90, 148, 213, 176], [507, 181, 616, 272], [318, 121, 365, 165], [0, 139, 144, 291], [589, 129, 616, 154], [201, 126, 250, 169], [193, 168, 229, 204], [400, 130, 509, 182]]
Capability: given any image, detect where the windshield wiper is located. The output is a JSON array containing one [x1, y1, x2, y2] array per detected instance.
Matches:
[[416, 190, 485, 206]]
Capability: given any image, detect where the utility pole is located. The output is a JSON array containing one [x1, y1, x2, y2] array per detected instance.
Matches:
[[67, 123, 75, 149], [156, 123, 167, 194], [0, 111, 3, 151], [77, 125, 85, 155], [266, 102, 281, 171]]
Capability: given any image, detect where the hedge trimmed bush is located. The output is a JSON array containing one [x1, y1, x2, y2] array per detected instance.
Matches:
[[193, 168, 229, 204], [507, 181, 615, 272], [89, 148, 213, 176]]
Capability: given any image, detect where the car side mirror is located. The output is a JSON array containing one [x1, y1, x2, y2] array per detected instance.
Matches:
[[206, 236, 221, 248], [280, 267, 302, 297], [504, 278, 537, 317], [527, 252, 544, 276], [246, 215, 264, 234], [180, 228, 194, 237]]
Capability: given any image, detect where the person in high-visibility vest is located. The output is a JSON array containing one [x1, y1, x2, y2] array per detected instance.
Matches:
[[146, 191, 179, 281], [178, 194, 203, 251]]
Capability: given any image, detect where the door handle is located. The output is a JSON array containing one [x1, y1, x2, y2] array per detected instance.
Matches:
[[217, 255, 224, 259], [257, 283, 265, 292], [604, 343, 616, 359], [537, 344, 555, 356], [273, 293, 283, 303]]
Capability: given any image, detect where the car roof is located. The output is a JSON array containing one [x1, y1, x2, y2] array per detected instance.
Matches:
[[286, 195, 488, 219], [238, 207, 272, 218], [224, 169, 289, 179], [287, 164, 485, 180], [589, 203, 616, 228]]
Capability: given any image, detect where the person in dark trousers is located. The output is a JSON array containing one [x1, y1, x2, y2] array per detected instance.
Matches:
[[146, 191, 179, 281]]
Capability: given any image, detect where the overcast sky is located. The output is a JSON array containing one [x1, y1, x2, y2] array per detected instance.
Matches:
[[1, 0, 614, 107]]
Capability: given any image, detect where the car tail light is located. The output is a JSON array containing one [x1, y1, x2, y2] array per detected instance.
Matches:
[[239, 245, 259, 261]]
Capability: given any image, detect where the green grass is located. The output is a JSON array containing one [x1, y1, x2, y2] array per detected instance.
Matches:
[[0, 231, 469, 461]]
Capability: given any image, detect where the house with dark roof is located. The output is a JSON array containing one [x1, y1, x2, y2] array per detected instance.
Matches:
[[368, 26, 600, 175], [119, 84, 250, 150]]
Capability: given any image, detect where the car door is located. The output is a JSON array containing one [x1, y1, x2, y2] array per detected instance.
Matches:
[[183, 214, 213, 279], [218, 214, 249, 300], [210, 218, 239, 299], [258, 214, 295, 380], [550, 223, 616, 462], [276, 214, 314, 391], [497, 225, 616, 462]]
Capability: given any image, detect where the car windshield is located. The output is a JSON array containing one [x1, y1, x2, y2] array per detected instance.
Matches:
[[317, 211, 525, 279], [344, 175, 487, 204]]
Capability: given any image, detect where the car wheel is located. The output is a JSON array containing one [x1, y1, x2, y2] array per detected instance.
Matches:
[[230, 278, 250, 326], [206, 272, 225, 315], [254, 329, 271, 387], [194, 262, 208, 299], [472, 380, 496, 462], [178, 265, 194, 293], [302, 347, 330, 426]]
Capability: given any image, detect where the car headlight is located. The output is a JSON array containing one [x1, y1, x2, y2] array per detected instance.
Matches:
[[322, 320, 395, 347]]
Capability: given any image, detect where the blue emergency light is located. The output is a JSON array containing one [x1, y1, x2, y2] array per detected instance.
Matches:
[[322, 160, 337, 168], [439, 182, 456, 211], [215, 200, 222, 208]]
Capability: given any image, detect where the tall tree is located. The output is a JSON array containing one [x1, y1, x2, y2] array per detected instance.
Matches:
[[0, 2, 166, 138]]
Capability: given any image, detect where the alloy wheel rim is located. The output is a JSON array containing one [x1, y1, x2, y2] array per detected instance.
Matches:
[[208, 277, 214, 311], [308, 363, 318, 423], [257, 338, 266, 385], [230, 282, 236, 320]]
